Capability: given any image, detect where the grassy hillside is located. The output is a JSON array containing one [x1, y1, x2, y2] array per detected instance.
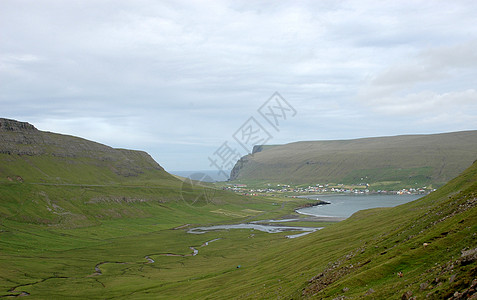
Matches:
[[0, 118, 260, 228], [0, 118, 175, 185], [219, 159, 477, 299], [230, 131, 477, 189]]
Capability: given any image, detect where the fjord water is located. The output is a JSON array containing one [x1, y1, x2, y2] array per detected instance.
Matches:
[[298, 194, 422, 218]]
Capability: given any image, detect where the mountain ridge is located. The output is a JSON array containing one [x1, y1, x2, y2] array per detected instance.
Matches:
[[0, 118, 172, 184], [230, 130, 477, 189]]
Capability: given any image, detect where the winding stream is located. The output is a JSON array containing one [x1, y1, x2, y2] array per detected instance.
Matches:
[[90, 238, 222, 276], [188, 223, 323, 238]]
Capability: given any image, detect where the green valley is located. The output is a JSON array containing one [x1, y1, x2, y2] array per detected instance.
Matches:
[[0, 119, 476, 299]]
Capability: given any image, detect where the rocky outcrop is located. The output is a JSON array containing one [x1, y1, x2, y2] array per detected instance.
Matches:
[[252, 145, 264, 154], [0, 118, 37, 132]]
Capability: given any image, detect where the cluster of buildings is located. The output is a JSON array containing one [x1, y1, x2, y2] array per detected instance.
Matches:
[[223, 183, 434, 196]]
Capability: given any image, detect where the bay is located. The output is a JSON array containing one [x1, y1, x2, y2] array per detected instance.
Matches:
[[297, 194, 422, 218]]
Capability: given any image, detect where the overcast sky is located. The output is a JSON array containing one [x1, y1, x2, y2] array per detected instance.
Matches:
[[1, 1, 477, 175]]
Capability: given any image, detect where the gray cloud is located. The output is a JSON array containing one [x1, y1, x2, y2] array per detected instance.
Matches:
[[360, 40, 477, 128], [1, 0, 477, 171]]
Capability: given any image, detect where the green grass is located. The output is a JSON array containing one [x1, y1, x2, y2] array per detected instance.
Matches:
[[1, 160, 476, 298], [0, 185, 316, 298]]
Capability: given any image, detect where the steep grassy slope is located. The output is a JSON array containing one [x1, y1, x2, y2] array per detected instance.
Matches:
[[0, 118, 263, 229], [0, 118, 191, 228], [230, 131, 477, 189], [0, 118, 175, 185], [201, 159, 476, 299]]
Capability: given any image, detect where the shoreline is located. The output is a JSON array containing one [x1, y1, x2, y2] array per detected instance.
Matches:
[[294, 209, 345, 221], [295, 199, 331, 209]]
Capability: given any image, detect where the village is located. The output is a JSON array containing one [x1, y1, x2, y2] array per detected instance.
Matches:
[[222, 182, 435, 196]]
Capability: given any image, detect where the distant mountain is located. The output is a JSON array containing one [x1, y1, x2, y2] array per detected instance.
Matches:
[[0, 118, 175, 185], [230, 131, 477, 189], [170, 170, 231, 182]]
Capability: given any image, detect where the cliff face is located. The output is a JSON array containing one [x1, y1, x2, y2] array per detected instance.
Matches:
[[229, 155, 250, 181], [0, 118, 171, 183], [229, 145, 276, 180]]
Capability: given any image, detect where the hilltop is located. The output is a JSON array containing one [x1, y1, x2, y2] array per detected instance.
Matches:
[[0, 118, 174, 185], [230, 131, 477, 189], [0, 118, 234, 228]]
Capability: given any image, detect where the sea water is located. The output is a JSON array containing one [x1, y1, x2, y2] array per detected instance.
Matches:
[[297, 194, 422, 218]]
